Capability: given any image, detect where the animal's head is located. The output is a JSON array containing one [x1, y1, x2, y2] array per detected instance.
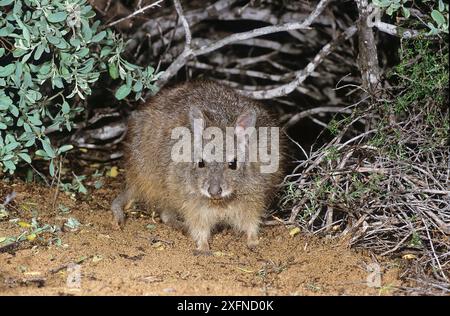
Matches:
[[171, 105, 276, 204]]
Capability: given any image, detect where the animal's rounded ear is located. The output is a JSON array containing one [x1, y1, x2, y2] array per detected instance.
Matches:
[[235, 109, 257, 164], [235, 108, 256, 130], [189, 106, 205, 130], [189, 106, 205, 162]]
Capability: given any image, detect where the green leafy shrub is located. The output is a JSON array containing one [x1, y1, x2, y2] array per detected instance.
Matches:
[[372, 0, 449, 35], [392, 40, 448, 113], [0, 0, 159, 175]]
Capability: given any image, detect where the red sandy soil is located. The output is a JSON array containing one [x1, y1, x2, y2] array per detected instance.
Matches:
[[0, 179, 403, 295]]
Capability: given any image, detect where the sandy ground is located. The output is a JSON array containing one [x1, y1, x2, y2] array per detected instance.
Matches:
[[0, 179, 403, 296]]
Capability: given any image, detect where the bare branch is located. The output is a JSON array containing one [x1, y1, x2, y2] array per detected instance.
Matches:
[[187, 61, 294, 82], [372, 21, 442, 40], [173, 0, 191, 47], [105, 0, 164, 28], [283, 106, 353, 129]]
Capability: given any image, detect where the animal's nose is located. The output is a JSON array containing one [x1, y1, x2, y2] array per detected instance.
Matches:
[[208, 184, 222, 198]]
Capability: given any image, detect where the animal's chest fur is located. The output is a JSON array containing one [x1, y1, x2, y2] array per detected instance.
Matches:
[[180, 198, 260, 232]]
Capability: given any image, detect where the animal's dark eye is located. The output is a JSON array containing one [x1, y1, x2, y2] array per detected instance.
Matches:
[[198, 159, 205, 168], [228, 158, 237, 170]]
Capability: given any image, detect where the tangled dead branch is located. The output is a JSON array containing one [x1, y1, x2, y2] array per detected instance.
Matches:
[[237, 25, 357, 99], [124, 0, 358, 104], [279, 99, 449, 294], [156, 0, 333, 89]]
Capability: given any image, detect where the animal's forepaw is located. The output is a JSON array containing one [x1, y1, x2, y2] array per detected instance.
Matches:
[[193, 241, 211, 256], [247, 237, 259, 250], [112, 213, 125, 230]]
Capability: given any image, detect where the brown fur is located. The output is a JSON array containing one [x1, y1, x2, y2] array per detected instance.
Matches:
[[112, 80, 286, 252]]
